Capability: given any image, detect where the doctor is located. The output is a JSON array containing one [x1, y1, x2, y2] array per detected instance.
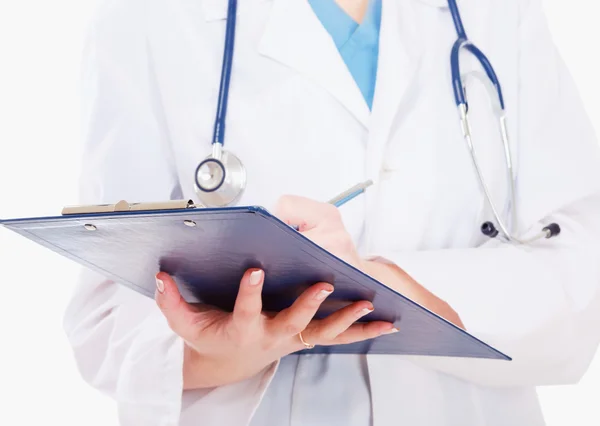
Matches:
[[64, 0, 600, 425]]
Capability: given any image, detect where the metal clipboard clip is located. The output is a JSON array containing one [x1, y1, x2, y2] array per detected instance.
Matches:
[[61, 199, 200, 215]]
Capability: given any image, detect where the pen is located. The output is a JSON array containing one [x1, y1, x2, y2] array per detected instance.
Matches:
[[327, 179, 373, 208], [291, 179, 373, 230]]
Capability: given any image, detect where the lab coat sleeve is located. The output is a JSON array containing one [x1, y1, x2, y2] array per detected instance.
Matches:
[[62, 2, 276, 424], [368, 0, 600, 388]]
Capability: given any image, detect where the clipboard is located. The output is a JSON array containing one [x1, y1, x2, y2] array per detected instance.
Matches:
[[0, 200, 510, 360]]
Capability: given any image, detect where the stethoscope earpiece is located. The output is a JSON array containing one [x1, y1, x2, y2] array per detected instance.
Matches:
[[481, 222, 499, 239], [481, 221, 561, 243], [542, 223, 561, 238]]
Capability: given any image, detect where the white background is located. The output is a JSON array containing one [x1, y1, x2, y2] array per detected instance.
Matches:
[[0, 0, 598, 424]]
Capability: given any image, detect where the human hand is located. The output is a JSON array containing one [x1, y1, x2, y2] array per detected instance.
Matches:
[[273, 195, 365, 268], [155, 269, 397, 390], [274, 195, 464, 329]]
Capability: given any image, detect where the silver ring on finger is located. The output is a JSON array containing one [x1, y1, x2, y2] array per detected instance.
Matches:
[[298, 331, 315, 349]]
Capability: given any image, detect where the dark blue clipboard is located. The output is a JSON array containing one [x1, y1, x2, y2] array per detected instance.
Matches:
[[1, 205, 510, 360]]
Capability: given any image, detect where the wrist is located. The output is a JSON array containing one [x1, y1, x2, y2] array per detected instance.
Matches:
[[182, 343, 211, 390], [182, 342, 281, 390], [182, 343, 236, 389]]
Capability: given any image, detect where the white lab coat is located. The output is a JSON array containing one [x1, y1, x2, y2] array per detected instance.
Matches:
[[63, 0, 600, 424]]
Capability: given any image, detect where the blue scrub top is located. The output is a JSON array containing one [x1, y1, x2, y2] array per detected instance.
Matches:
[[308, 0, 382, 110]]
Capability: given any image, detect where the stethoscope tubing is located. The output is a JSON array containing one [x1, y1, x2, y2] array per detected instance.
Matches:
[[212, 0, 238, 146], [195, 0, 560, 243], [447, 0, 467, 39], [450, 40, 505, 110], [448, 0, 558, 244]]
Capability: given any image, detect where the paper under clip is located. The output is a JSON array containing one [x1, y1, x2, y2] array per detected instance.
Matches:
[[61, 199, 198, 215]]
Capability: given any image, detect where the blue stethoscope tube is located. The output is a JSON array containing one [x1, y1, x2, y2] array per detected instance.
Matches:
[[447, 0, 467, 39], [448, 0, 505, 110], [212, 0, 238, 146], [451, 40, 506, 110]]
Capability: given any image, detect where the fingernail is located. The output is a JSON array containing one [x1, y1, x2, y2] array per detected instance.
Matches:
[[382, 327, 399, 335], [156, 278, 165, 294], [249, 270, 264, 286], [315, 289, 333, 301], [358, 307, 374, 317]]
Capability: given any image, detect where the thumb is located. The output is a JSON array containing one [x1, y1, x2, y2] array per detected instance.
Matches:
[[155, 272, 197, 339]]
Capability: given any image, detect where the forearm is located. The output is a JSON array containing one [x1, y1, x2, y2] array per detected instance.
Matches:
[[361, 260, 465, 329]]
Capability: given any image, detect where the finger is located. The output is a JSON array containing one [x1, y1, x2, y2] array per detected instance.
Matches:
[[273, 195, 340, 232], [269, 282, 334, 337], [232, 269, 265, 326], [329, 322, 399, 345], [155, 272, 198, 339], [305, 300, 375, 342]]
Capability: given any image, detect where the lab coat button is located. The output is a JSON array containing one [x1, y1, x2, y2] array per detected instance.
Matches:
[[379, 167, 391, 179]]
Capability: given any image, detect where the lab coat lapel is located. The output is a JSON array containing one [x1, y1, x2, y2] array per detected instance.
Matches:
[[367, 0, 423, 177], [258, 0, 370, 128], [364, 0, 423, 252], [365, 4, 424, 421]]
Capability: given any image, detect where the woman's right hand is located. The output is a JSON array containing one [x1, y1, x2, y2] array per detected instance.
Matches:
[[155, 269, 397, 390]]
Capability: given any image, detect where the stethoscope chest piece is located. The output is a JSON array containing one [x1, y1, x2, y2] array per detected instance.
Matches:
[[194, 144, 246, 207]]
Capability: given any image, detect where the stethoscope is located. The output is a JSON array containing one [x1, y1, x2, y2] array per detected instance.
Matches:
[[194, 0, 245, 207], [194, 0, 561, 244]]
